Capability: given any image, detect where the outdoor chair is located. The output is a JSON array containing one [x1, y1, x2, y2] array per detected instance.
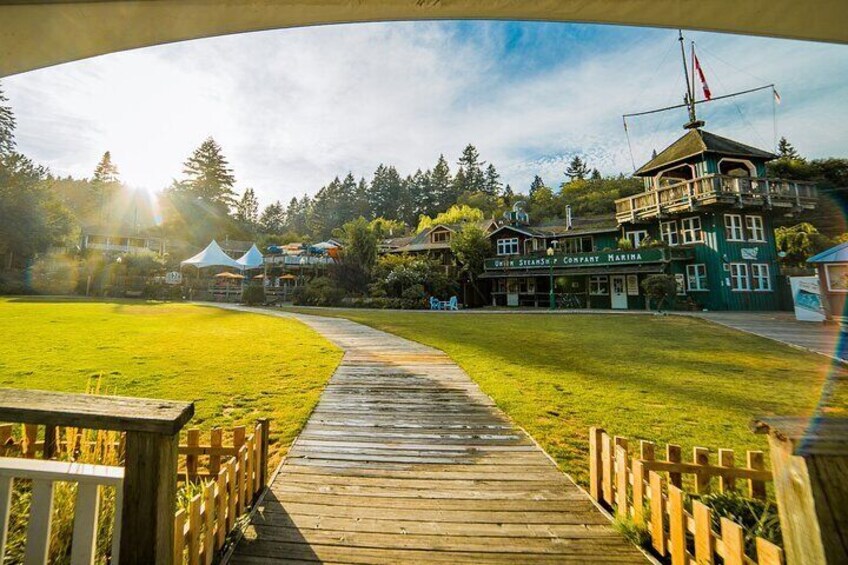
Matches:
[[429, 296, 441, 310], [446, 296, 459, 310]]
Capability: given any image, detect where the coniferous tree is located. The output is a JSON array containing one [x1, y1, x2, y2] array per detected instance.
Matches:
[[0, 84, 15, 156], [367, 164, 407, 222], [455, 144, 486, 194], [502, 184, 514, 206], [778, 137, 802, 160], [236, 188, 260, 228], [430, 154, 454, 212], [91, 151, 120, 224], [483, 163, 502, 197], [565, 156, 589, 180], [180, 137, 237, 209], [259, 200, 286, 233], [529, 175, 545, 196], [590, 168, 602, 180]]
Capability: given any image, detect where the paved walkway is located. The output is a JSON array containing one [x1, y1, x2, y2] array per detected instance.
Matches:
[[684, 311, 847, 364], [219, 306, 646, 564]]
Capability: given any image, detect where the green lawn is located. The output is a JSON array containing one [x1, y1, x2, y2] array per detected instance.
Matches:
[[0, 298, 342, 467], [285, 307, 847, 485]]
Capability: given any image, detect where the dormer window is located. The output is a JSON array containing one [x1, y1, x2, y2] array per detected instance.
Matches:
[[497, 238, 519, 256], [431, 230, 450, 244]]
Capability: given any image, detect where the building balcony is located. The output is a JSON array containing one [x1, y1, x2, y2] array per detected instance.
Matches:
[[615, 174, 817, 224]]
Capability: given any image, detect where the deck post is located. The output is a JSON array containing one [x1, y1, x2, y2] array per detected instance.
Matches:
[[121, 431, 179, 564], [753, 417, 848, 565]]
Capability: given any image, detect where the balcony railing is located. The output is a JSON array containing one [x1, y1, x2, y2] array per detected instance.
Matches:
[[615, 174, 817, 223]]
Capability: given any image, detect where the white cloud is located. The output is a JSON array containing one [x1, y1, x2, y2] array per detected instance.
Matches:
[[4, 22, 848, 207]]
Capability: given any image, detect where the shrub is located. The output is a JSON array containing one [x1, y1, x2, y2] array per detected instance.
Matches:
[[641, 274, 678, 311], [241, 284, 266, 306], [0, 270, 28, 294], [292, 277, 345, 307]]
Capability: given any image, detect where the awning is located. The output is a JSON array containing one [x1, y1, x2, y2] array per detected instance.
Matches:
[[236, 244, 264, 269], [180, 240, 242, 270]]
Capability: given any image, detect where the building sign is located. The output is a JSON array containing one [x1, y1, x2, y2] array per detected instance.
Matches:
[[741, 248, 760, 260], [484, 248, 665, 271], [627, 274, 639, 296], [165, 271, 182, 285], [790, 276, 826, 322]]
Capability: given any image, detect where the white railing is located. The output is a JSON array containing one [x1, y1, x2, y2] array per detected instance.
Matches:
[[615, 174, 817, 221], [0, 457, 124, 565]]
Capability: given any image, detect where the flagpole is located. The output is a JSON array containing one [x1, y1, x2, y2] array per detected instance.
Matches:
[[678, 31, 703, 129]]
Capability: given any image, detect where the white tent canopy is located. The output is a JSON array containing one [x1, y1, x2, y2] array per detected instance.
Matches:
[[236, 244, 264, 270], [180, 240, 242, 270]]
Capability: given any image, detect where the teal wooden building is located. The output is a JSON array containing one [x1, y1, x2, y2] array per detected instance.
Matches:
[[481, 129, 818, 310]]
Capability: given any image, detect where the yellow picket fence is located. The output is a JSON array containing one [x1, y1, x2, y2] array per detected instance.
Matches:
[[589, 427, 784, 565], [174, 421, 269, 565]]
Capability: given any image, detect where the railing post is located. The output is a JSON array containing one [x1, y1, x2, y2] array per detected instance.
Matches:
[[121, 431, 180, 564], [258, 418, 270, 490], [753, 417, 848, 565]]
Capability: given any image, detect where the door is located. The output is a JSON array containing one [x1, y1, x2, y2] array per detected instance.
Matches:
[[611, 275, 628, 309]]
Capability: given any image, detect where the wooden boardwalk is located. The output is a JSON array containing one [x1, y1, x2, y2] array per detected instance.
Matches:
[[224, 308, 647, 564]]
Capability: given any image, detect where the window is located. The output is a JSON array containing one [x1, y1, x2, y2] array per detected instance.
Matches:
[[724, 214, 744, 241], [660, 221, 679, 246], [626, 230, 648, 248], [751, 263, 772, 291], [524, 238, 544, 254], [431, 230, 450, 244], [686, 264, 708, 291], [746, 216, 765, 242], [681, 217, 703, 244], [589, 276, 609, 295], [730, 263, 750, 291], [496, 237, 519, 256], [563, 236, 593, 253]]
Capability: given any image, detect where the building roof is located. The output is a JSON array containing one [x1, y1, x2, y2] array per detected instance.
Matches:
[[808, 241, 848, 264], [392, 219, 497, 253], [634, 129, 777, 176], [490, 216, 618, 239]]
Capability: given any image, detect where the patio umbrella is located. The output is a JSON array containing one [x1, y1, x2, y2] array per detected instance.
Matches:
[[279, 274, 297, 280], [253, 274, 265, 279], [214, 272, 244, 279]]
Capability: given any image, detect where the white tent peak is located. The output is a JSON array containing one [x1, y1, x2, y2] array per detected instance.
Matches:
[[180, 240, 242, 270], [237, 244, 264, 269]]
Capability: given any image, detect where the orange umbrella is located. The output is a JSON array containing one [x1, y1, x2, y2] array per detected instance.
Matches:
[[279, 274, 297, 280], [214, 272, 244, 279]]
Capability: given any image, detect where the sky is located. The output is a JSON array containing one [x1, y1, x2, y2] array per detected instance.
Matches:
[[4, 21, 848, 209]]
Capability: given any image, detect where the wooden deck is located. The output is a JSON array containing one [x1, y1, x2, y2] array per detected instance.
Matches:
[[223, 308, 647, 564]]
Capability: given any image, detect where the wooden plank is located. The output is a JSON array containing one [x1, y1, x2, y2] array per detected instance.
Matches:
[[188, 494, 201, 565], [173, 509, 186, 565], [0, 476, 13, 563], [209, 427, 222, 476], [747, 450, 767, 499], [756, 537, 784, 565], [693, 446, 711, 494], [120, 430, 178, 565], [216, 467, 228, 548], [186, 428, 200, 477], [614, 443, 628, 518], [693, 500, 713, 564], [718, 448, 735, 492], [0, 388, 194, 434], [632, 459, 645, 526], [667, 444, 682, 488], [24, 479, 54, 565], [227, 459, 237, 531], [70, 483, 101, 565], [601, 433, 613, 505], [203, 482, 215, 565], [649, 471, 666, 556], [720, 517, 745, 565], [24, 424, 38, 458], [668, 484, 686, 565], [246, 434, 255, 501], [258, 419, 270, 490], [42, 424, 57, 460]]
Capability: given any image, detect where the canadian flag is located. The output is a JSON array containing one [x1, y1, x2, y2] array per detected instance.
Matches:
[[693, 52, 712, 100]]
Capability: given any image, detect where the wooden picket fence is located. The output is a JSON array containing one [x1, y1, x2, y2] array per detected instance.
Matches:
[[174, 421, 269, 565], [1, 419, 270, 564], [589, 427, 784, 565]]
